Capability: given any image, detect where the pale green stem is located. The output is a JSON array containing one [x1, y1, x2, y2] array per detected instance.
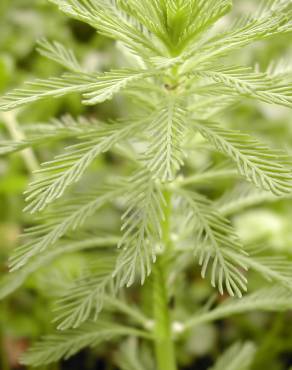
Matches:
[[153, 190, 177, 370], [105, 296, 151, 329], [182, 299, 287, 334], [1, 111, 39, 172], [183, 310, 224, 332], [219, 192, 279, 217]]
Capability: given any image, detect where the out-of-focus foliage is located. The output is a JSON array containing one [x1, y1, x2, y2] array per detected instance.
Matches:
[[0, 1, 115, 369]]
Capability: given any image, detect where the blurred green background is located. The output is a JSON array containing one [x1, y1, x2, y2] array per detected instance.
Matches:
[[0, 1, 292, 369]]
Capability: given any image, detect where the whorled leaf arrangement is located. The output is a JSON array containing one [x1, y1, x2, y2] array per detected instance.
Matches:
[[1, 0, 292, 368]]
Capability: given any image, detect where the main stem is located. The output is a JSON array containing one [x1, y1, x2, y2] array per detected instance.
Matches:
[[153, 190, 177, 370]]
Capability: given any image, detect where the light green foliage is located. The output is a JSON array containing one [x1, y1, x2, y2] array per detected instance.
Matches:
[[183, 286, 292, 331], [195, 66, 292, 108], [23, 120, 140, 213], [115, 170, 165, 287], [194, 121, 292, 195], [53, 255, 117, 330], [48, 0, 164, 56], [9, 187, 122, 270], [0, 0, 292, 369], [36, 38, 84, 73], [20, 321, 151, 366], [0, 236, 119, 300], [216, 183, 278, 216], [181, 0, 292, 68], [115, 338, 151, 370], [145, 98, 186, 180], [0, 69, 150, 110], [176, 188, 248, 297], [208, 342, 256, 370], [0, 115, 91, 154]]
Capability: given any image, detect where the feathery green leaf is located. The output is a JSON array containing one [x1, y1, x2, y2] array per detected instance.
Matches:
[[183, 1, 292, 70], [0, 236, 119, 300], [21, 321, 151, 366], [115, 337, 148, 370], [145, 98, 186, 181], [24, 121, 140, 213], [36, 38, 84, 72], [54, 255, 117, 330], [0, 70, 149, 111], [217, 183, 284, 217], [114, 170, 165, 287], [0, 115, 95, 155], [176, 189, 247, 297], [196, 66, 292, 109], [183, 285, 292, 331], [194, 121, 292, 195], [49, 0, 163, 56], [10, 188, 121, 271], [208, 342, 256, 370]]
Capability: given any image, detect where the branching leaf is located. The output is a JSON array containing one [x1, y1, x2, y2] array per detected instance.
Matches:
[[82, 70, 152, 105], [196, 66, 292, 109], [249, 256, 292, 288], [166, 0, 232, 47], [54, 255, 117, 330], [126, 0, 232, 52], [114, 169, 165, 287], [10, 188, 121, 271], [208, 342, 256, 370], [194, 121, 292, 195], [117, 0, 166, 42], [49, 0, 162, 57], [0, 115, 95, 155], [0, 70, 149, 111], [145, 98, 186, 181], [24, 121, 140, 213], [183, 1, 292, 69], [189, 95, 237, 120], [183, 285, 292, 331], [217, 183, 286, 217], [225, 245, 292, 290], [36, 38, 84, 72], [176, 189, 247, 297], [0, 236, 119, 300], [21, 321, 151, 366]]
